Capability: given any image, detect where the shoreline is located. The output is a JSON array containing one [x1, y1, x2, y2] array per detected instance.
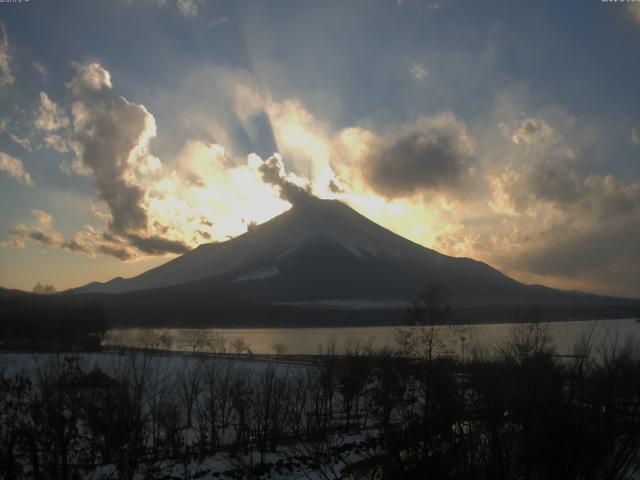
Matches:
[[106, 315, 638, 331]]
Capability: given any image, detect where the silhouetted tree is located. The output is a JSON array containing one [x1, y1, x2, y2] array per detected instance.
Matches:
[[33, 282, 56, 295]]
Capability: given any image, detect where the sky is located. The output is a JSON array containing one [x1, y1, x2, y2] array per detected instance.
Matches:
[[0, 0, 639, 298]]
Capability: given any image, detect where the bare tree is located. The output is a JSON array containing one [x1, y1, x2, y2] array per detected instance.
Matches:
[[32, 282, 56, 294], [499, 306, 554, 366], [270, 342, 288, 357], [210, 331, 229, 354], [231, 337, 249, 355], [176, 357, 204, 430], [395, 284, 454, 362], [182, 329, 211, 354], [159, 332, 173, 351], [137, 330, 161, 351]]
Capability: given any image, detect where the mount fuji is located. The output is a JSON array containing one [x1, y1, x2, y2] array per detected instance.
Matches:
[[72, 197, 635, 326]]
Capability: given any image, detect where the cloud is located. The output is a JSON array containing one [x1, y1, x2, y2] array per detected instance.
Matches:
[[177, 0, 202, 16], [255, 153, 316, 206], [31, 209, 53, 226], [514, 215, 640, 295], [68, 62, 112, 95], [8, 210, 62, 249], [9, 133, 32, 151], [490, 116, 583, 214], [445, 113, 640, 297], [11, 225, 60, 247], [123, 232, 190, 255], [60, 237, 93, 254], [69, 61, 151, 233], [200, 217, 214, 227], [43, 134, 69, 153], [509, 117, 560, 147], [409, 62, 429, 80], [208, 16, 230, 27], [35, 92, 70, 131], [32, 61, 47, 82], [4, 61, 199, 259], [0, 21, 14, 87], [328, 178, 345, 194], [97, 243, 134, 260], [632, 127, 640, 145], [491, 159, 583, 213], [0, 152, 33, 186], [3, 210, 137, 260], [126, 0, 209, 17], [626, 4, 640, 25], [362, 113, 476, 199]]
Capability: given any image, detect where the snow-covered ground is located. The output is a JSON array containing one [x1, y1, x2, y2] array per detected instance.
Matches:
[[0, 350, 376, 479]]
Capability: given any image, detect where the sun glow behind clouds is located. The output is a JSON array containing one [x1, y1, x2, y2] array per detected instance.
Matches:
[[3, 43, 638, 297], [145, 142, 291, 243]]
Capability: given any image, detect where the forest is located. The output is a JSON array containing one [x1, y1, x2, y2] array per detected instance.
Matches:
[[1, 319, 640, 480], [0, 294, 108, 351]]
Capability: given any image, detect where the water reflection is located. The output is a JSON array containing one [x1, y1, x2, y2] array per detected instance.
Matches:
[[104, 318, 639, 356]]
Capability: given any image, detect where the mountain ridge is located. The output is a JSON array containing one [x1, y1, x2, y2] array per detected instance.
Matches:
[[70, 197, 637, 326], [74, 198, 512, 296]]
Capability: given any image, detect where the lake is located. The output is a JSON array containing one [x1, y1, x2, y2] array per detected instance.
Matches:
[[104, 318, 640, 356]]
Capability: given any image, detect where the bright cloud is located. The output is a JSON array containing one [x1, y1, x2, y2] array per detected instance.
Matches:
[[0, 152, 33, 186], [0, 20, 14, 87], [409, 62, 429, 80], [35, 92, 70, 131]]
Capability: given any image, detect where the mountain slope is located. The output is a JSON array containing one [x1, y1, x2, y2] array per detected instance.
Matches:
[[76, 198, 518, 298], [74, 198, 635, 314]]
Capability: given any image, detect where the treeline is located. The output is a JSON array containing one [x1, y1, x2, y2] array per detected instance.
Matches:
[[0, 294, 108, 350], [1, 323, 640, 479]]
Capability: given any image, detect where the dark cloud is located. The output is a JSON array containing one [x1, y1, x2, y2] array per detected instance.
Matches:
[[7, 213, 186, 260], [60, 238, 92, 254], [124, 233, 191, 255], [200, 217, 214, 227], [187, 174, 206, 188], [197, 230, 212, 240], [501, 159, 583, 212], [522, 219, 640, 278], [102, 231, 120, 243], [69, 62, 150, 234], [258, 154, 316, 206], [328, 179, 344, 194], [97, 244, 134, 261], [514, 216, 640, 297], [11, 226, 58, 246], [152, 221, 170, 235], [11, 225, 92, 256], [64, 62, 194, 259], [489, 134, 640, 296], [527, 160, 582, 205], [363, 114, 475, 199]]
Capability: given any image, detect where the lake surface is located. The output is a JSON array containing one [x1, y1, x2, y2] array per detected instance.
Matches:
[[104, 318, 640, 357]]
